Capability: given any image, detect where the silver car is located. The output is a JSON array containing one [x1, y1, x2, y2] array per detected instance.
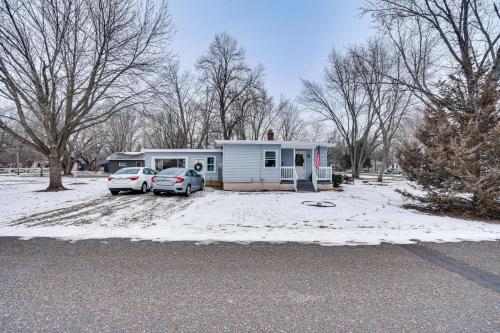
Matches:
[[152, 168, 204, 196]]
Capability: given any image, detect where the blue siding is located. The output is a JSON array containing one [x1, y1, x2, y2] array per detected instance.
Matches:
[[143, 151, 223, 181], [281, 149, 294, 166], [222, 144, 281, 183]]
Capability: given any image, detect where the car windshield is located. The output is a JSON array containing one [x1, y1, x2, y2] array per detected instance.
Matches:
[[159, 168, 184, 176], [114, 168, 140, 175]]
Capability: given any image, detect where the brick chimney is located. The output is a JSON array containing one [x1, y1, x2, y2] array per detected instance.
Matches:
[[267, 129, 275, 141]]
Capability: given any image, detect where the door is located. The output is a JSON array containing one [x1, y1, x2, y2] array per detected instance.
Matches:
[[295, 151, 306, 180], [193, 158, 205, 176], [188, 170, 202, 189]]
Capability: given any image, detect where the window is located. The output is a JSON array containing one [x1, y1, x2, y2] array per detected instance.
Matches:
[[206, 156, 216, 173], [154, 158, 186, 171], [115, 168, 139, 175], [264, 150, 277, 168], [118, 162, 127, 167], [136, 161, 142, 167], [188, 170, 200, 177]]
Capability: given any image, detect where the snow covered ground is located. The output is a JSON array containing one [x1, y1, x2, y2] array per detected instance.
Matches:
[[0, 174, 499, 245]]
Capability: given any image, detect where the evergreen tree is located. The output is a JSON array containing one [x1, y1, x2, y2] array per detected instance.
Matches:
[[398, 72, 499, 218]]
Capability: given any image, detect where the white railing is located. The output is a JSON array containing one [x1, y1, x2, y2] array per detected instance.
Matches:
[[293, 168, 298, 192], [311, 168, 318, 192], [281, 166, 294, 180], [315, 166, 332, 181]]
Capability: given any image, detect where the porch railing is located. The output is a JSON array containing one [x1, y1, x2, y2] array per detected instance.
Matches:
[[315, 166, 332, 181], [281, 166, 294, 180], [311, 168, 318, 192], [281, 166, 298, 192], [293, 168, 298, 192]]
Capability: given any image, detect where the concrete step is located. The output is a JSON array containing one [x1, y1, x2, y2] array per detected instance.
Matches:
[[296, 181, 315, 192]]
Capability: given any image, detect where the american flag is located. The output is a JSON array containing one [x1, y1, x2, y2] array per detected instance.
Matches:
[[314, 146, 320, 168]]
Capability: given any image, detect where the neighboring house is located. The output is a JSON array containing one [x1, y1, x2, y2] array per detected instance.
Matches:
[[106, 152, 145, 173], [141, 132, 334, 192]]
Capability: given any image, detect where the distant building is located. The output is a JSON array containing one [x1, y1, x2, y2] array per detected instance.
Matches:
[[106, 152, 144, 173]]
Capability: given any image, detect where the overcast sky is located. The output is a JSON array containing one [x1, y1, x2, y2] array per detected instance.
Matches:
[[168, 0, 375, 101]]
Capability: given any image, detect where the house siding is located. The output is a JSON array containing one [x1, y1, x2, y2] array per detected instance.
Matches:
[[222, 143, 281, 183], [281, 149, 294, 166], [143, 151, 223, 182]]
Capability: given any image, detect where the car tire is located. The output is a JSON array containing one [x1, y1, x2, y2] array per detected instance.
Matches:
[[153, 190, 161, 196], [184, 185, 191, 197], [140, 182, 148, 194], [200, 181, 204, 191], [110, 190, 119, 195]]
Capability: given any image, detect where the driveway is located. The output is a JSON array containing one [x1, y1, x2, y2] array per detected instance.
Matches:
[[0, 238, 499, 332]]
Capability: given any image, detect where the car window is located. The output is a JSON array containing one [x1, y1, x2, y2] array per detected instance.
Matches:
[[115, 168, 140, 175], [159, 168, 184, 176], [191, 170, 200, 177], [148, 168, 157, 175]]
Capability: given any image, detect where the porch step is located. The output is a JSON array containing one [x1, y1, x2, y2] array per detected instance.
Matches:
[[297, 180, 315, 192]]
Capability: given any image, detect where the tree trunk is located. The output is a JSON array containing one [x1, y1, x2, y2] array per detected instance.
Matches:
[[377, 147, 389, 183], [63, 155, 74, 175], [47, 150, 65, 191]]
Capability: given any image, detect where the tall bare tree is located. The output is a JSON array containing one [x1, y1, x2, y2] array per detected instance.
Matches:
[[276, 97, 306, 141], [0, 0, 172, 190], [354, 39, 413, 182], [145, 61, 199, 148], [300, 47, 379, 178], [197, 32, 262, 140], [362, 0, 500, 100]]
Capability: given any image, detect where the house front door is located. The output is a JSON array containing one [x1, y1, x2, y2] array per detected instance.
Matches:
[[295, 151, 307, 180]]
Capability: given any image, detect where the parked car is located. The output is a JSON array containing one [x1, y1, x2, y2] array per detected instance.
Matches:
[[107, 167, 157, 195], [152, 168, 204, 196]]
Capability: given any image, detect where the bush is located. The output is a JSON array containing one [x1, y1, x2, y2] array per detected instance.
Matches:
[[332, 174, 343, 187]]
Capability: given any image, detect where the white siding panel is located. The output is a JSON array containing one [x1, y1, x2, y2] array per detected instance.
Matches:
[[222, 144, 281, 183]]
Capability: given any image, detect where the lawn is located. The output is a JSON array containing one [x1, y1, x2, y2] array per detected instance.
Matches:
[[0, 175, 499, 245]]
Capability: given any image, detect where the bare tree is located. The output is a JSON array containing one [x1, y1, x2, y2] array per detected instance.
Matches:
[[362, 0, 500, 100], [197, 32, 262, 140], [0, 0, 172, 190], [147, 61, 200, 148], [276, 97, 306, 141], [300, 47, 379, 178], [354, 39, 413, 182]]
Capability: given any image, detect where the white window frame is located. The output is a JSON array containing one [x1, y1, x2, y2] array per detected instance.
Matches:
[[263, 150, 278, 169], [151, 156, 188, 172], [206, 156, 216, 173], [118, 162, 127, 167]]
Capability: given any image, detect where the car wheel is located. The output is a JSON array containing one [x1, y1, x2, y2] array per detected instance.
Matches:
[[110, 190, 119, 195], [153, 190, 161, 196], [184, 185, 191, 197], [200, 181, 204, 191], [140, 182, 147, 194]]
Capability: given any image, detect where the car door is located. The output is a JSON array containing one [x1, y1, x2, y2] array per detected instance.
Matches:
[[143, 168, 155, 188], [189, 170, 201, 189]]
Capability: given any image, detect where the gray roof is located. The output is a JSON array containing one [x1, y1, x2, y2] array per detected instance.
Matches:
[[106, 152, 144, 161]]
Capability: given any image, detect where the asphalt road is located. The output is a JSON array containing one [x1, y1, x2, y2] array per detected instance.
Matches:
[[1, 238, 499, 332]]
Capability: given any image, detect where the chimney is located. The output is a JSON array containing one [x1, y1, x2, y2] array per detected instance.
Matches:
[[267, 129, 275, 141]]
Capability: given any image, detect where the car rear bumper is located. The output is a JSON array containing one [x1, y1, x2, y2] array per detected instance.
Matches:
[[107, 180, 141, 190], [153, 183, 187, 193]]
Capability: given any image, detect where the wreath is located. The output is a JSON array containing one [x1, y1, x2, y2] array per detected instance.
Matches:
[[194, 162, 203, 172]]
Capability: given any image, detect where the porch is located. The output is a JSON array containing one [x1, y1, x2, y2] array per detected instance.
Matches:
[[280, 147, 332, 191]]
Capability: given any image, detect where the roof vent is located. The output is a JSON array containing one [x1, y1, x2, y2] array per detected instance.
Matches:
[[267, 129, 275, 141]]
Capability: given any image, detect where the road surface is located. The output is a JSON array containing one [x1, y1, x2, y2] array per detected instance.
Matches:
[[1, 238, 499, 332]]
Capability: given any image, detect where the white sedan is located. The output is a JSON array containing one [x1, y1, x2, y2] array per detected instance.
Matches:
[[107, 167, 157, 195]]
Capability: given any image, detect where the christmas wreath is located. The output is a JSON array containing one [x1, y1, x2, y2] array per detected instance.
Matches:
[[194, 162, 203, 172]]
